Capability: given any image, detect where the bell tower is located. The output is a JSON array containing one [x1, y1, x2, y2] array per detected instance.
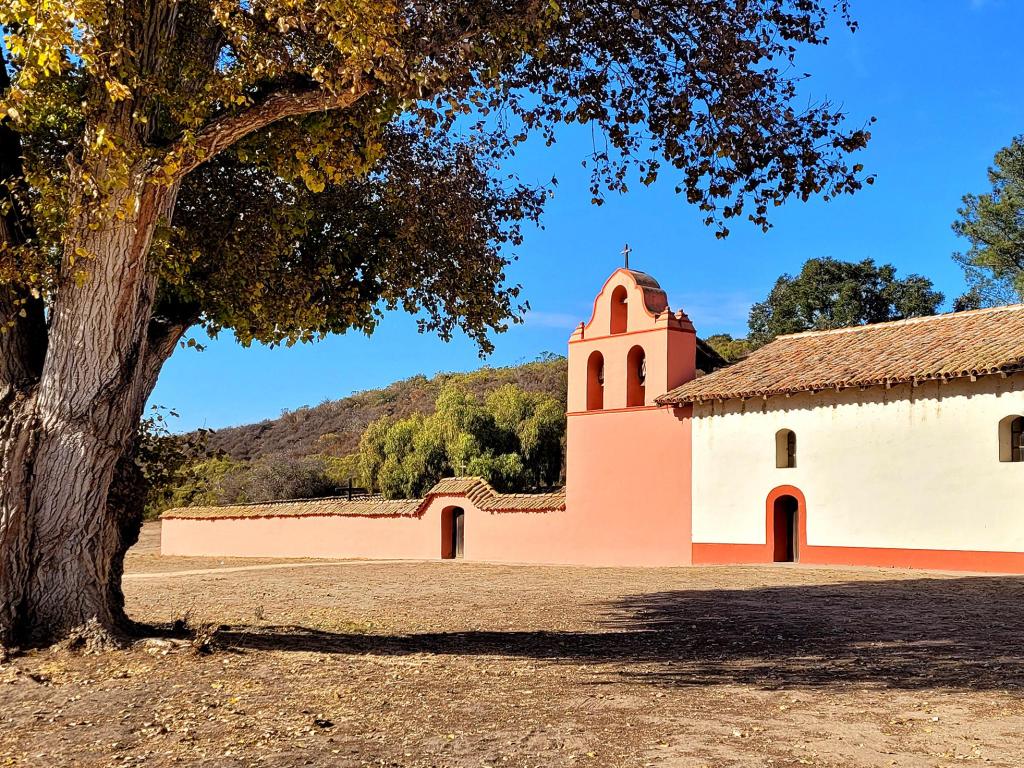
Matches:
[[567, 268, 696, 412], [562, 268, 698, 565]]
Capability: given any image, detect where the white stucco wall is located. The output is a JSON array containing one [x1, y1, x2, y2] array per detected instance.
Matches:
[[692, 374, 1024, 552]]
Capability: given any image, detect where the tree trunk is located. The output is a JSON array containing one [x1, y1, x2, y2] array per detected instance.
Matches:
[[0, 174, 181, 647], [102, 319, 186, 634]]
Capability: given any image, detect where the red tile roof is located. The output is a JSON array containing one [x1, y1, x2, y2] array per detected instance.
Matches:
[[658, 304, 1024, 405], [162, 477, 566, 520], [626, 269, 670, 314]]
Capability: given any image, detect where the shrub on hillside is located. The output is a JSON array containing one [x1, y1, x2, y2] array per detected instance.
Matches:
[[167, 454, 348, 508]]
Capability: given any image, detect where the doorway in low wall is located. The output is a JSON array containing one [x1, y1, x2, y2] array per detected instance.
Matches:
[[441, 506, 465, 559]]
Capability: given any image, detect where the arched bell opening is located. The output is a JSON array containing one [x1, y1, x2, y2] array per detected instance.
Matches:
[[626, 345, 646, 407], [587, 351, 605, 410]]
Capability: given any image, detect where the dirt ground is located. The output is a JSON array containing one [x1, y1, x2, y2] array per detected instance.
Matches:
[[2, 523, 1024, 767]]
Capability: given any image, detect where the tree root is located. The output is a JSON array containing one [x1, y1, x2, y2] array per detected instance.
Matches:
[[55, 618, 133, 654], [129, 617, 225, 655]]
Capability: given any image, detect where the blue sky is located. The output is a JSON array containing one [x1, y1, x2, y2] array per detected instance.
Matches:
[[152, 0, 1024, 432]]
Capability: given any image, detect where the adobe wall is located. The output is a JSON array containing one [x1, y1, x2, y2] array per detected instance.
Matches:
[[161, 509, 444, 560], [160, 493, 652, 566], [161, 476, 691, 566], [690, 373, 1024, 571]]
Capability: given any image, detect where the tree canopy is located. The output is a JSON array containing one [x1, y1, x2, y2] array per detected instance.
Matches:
[[704, 333, 754, 363], [953, 135, 1024, 307], [0, 0, 875, 352], [747, 257, 944, 346]]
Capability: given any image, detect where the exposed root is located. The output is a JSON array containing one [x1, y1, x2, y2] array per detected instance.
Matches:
[[55, 618, 132, 654], [130, 615, 226, 656], [189, 622, 222, 655]]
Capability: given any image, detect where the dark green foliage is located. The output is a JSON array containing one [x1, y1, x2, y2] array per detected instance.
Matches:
[[748, 257, 944, 347], [163, 128, 544, 353], [136, 407, 210, 518], [953, 136, 1024, 306]]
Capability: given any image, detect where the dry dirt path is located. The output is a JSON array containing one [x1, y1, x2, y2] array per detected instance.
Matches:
[[1, 522, 1024, 767]]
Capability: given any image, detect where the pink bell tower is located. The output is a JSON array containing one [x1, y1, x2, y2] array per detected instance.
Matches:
[[563, 268, 698, 565]]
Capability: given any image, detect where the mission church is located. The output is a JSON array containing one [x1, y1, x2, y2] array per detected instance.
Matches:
[[163, 267, 1024, 573]]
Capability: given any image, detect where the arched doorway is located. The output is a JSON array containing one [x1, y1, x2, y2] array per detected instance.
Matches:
[[771, 494, 800, 562], [441, 506, 465, 559]]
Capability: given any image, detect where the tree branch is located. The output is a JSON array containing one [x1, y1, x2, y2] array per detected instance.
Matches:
[[171, 82, 375, 179]]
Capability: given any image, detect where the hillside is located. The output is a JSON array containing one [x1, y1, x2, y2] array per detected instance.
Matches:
[[202, 339, 727, 462], [203, 356, 570, 461]]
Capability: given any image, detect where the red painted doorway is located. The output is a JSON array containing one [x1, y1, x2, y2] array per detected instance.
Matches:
[[441, 506, 465, 559], [772, 495, 799, 562]]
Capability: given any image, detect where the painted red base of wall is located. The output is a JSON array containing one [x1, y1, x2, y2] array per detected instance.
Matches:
[[691, 542, 1024, 574]]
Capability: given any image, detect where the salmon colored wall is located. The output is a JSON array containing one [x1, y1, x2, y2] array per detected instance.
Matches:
[[161, 500, 580, 563], [563, 406, 693, 566], [161, 510, 447, 560], [162, 458, 693, 566]]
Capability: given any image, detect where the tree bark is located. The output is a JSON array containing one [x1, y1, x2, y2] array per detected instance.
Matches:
[[0, 169, 182, 646], [101, 317, 187, 635]]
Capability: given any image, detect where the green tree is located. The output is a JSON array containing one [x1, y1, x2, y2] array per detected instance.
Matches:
[[953, 136, 1024, 306], [466, 453, 528, 491], [0, 0, 872, 644], [704, 334, 754, 363], [488, 385, 563, 486], [358, 417, 394, 493], [360, 382, 564, 497], [167, 455, 249, 508], [748, 258, 944, 346], [321, 454, 363, 488]]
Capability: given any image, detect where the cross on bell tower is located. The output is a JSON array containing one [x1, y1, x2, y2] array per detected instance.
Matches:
[[621, 243, 631, 270]]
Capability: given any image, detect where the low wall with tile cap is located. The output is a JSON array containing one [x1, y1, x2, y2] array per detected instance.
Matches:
[[161, 454, 696, 567], [161, 486, 600, 564]]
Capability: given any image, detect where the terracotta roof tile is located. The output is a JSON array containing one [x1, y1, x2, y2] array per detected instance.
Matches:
[[657, 304, 1024, 405], [161, 477, 565, 520], [626, 269, 670, 313], [160, 497, 421, 520]]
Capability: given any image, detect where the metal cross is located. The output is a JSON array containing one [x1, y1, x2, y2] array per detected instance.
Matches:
[[621, 243, 631, 270]]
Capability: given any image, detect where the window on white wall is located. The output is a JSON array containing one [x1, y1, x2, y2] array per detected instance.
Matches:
[[999, 415, 1024, 463], [775, 429, 797, 469]]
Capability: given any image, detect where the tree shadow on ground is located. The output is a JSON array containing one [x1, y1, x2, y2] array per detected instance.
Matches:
[[213, 575, 1024, 691]]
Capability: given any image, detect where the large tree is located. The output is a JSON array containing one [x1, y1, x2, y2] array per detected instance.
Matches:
[[748, 257, 943, 346], [0, 0, 872, 646], [953, 136, 1024, 306]]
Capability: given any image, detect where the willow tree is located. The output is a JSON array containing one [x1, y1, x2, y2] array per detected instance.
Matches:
[[0, 0, 871, 645]]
